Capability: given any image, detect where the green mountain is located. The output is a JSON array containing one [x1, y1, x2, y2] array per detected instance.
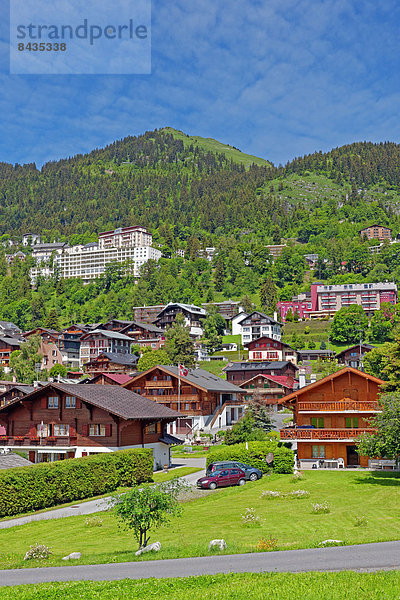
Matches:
[[160, 127, 272, 168]]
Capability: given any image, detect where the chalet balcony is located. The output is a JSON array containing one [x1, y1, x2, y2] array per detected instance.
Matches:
[[298, 401, 380, 413], [280, 427, 375, 440], [0, 436, 77, 447], [144, 381, 174, 389], [145, 394, 199, 403]]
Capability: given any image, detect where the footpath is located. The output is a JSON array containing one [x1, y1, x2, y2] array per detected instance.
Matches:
[[0, 457, 205, 530]]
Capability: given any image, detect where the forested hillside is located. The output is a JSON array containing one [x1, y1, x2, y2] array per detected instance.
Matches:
[[1, 130, 400, 331]]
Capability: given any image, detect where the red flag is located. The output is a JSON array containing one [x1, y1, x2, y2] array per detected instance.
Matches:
[[179, 364, 188, 377]]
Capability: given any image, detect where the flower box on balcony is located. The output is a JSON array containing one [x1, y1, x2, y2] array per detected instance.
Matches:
[[13, 436, 25, 444], [0, 436, 8, 441], [29, 437, 40, 443]]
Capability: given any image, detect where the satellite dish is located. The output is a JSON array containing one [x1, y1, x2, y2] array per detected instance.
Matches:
[[265, 452, 274, 464]]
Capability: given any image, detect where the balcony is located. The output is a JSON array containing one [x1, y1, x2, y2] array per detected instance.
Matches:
[[147, 394, 199, 403], [0, 436, 77, 447], [145, 381, 174, 389], [280, 428, 375, 440], [298, 401, 380, 412]]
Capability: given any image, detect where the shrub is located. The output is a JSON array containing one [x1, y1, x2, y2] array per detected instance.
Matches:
[[241, 507, 261, 527], [261, 489, 309, 500], [24, 543, 53, 560], [354, 515, 368, 527], [256, 537, 278, 551], [206, 441, 294, 474], [312, 502, 330, 514], [0, 449, 152, 518], [291, 471, 303, 482]]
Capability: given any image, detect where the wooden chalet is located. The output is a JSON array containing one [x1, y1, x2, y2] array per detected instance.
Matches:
[[0, 336, 23, 370], [0, 383, 180, 468], [83, 352, 138, 376], [336, 344, 375, 369], [125, 365, 245, 435], [89, 373, 133, 386], [240, 374, 295, 411], [244, 336, 297, 364], [223, 361, 298, 385], [278, 367, 384, 468]]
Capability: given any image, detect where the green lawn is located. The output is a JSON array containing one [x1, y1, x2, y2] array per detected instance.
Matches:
[[0, 467, 201, 523], [1, 471, 399, 570], [1, 572, 399, 600]]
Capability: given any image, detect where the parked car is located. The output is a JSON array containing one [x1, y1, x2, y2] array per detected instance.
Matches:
[[197, 468, 246, 490], [206, 461, 263, 481]]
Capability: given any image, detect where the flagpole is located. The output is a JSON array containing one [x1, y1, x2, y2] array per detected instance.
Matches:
[[178, 366, 181, 434]]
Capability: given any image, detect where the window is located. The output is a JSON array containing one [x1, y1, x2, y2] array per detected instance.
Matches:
[[146, 423, 156, 434], [312, 445, 325, 458], [89, 424, 106, 436], [48, 396, 59, 409], [65, 396, 76, 408], [345, 417, 358, 428], [53, 424, 70, 436], [311, 417, 324, 428]]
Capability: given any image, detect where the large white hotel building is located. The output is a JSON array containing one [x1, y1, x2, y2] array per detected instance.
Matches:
[[30, 226, 161, 283]]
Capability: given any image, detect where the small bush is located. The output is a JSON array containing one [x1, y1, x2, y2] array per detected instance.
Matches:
[[84, 515, 103, 527], [354, 515, 368, 527], [256, 537, 278, 551], [261, 490, 281, 499], [261, 489, 309, 500], [207, 441, 294, 474], [291, 471, 303, 482], [312, 502, 330, 514], [241, 507, 261, 527], [24, 543, 53, 561]]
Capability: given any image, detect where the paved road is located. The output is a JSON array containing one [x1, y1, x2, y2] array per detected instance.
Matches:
[[0, 458, 206, 530], [1, 541, 399, 586]]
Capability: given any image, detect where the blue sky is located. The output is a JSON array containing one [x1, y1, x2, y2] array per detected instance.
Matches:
[[1, 0, 400, 166]]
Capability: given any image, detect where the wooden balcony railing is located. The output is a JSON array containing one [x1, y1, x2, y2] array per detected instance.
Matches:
[[0, 436, 77, 447], [298, 401, 380, 412], [144, 381, 174, 389], [145, 394, 199, 403], [280, 428, 375, 440]]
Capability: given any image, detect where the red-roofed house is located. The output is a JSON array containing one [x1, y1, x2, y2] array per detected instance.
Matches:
[[244, 336, 297, 364], [239, 373, 295, 411], [90, 373, 134, 386]]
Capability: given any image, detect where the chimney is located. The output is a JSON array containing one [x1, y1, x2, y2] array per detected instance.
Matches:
[[12, 375, 16, 383], [298, 369, 306, 389], [274, 311, 278, 322], [310, 373, 317, 384], [33, 381, 38, 390]]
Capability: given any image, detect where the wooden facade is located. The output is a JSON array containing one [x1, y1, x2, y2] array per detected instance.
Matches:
[[0, 383, 179, 468], [125, 365, 245, 434], [278, 367, 384, 467], [244, 336, 297, 364], [224, 361, 298, 385]]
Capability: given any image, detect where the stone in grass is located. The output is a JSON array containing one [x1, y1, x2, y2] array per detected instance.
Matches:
[[318, 539, 344, 547], [135, 542, 161, 556], [62, 552, 82, 560], [208, 539, 227, 551]]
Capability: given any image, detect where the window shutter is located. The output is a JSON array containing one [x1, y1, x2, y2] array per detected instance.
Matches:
[[40, 397, 47, 409], [75, 399, 82, 409], [318, 417, 324, 429], [353, 417, 359, 428], [69, 425, 76, 437], [82, 424, 89, 436], [29, 425, 36, 437], [105, 424, 112, 437], [345, 417, 352, 428], [311, 417, 318, 428]]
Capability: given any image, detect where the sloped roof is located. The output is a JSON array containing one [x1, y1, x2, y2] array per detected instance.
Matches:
[[244, 336, 296, 349], [85, 352, 138, 366], [81, 329, 133, 341], [128, 365, 244, 394], [239, 373, 295, 389], [97, 373, 133, 385], [223, 361, 298, 372], [156, 303, 206, 318], [277, 367, 384, 404], [0, 383, 179, 421], [0, 453, 33, 469], [120, 321, 164, 335], [335, 344, 375, 359], [240, 311, 283, 326]]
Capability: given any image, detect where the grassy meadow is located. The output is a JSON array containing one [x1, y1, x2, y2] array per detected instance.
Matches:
[[0, 470, 399, 570]]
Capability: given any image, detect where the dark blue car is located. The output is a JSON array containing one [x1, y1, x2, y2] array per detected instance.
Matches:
[[206, 461, 263, 481]]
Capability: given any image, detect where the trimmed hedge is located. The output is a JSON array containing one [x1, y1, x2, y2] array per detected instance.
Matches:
[[206, 442, 294, 474], [0, 449, 153, 518]]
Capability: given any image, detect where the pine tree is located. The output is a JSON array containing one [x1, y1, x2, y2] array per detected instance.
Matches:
[[164, 313, 195, 368], [259, 274, 277, 314]]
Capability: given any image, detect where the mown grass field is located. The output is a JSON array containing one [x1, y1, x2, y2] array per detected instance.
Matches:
[[1, 571, 400, 600], [0, 471, 399, 570]]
